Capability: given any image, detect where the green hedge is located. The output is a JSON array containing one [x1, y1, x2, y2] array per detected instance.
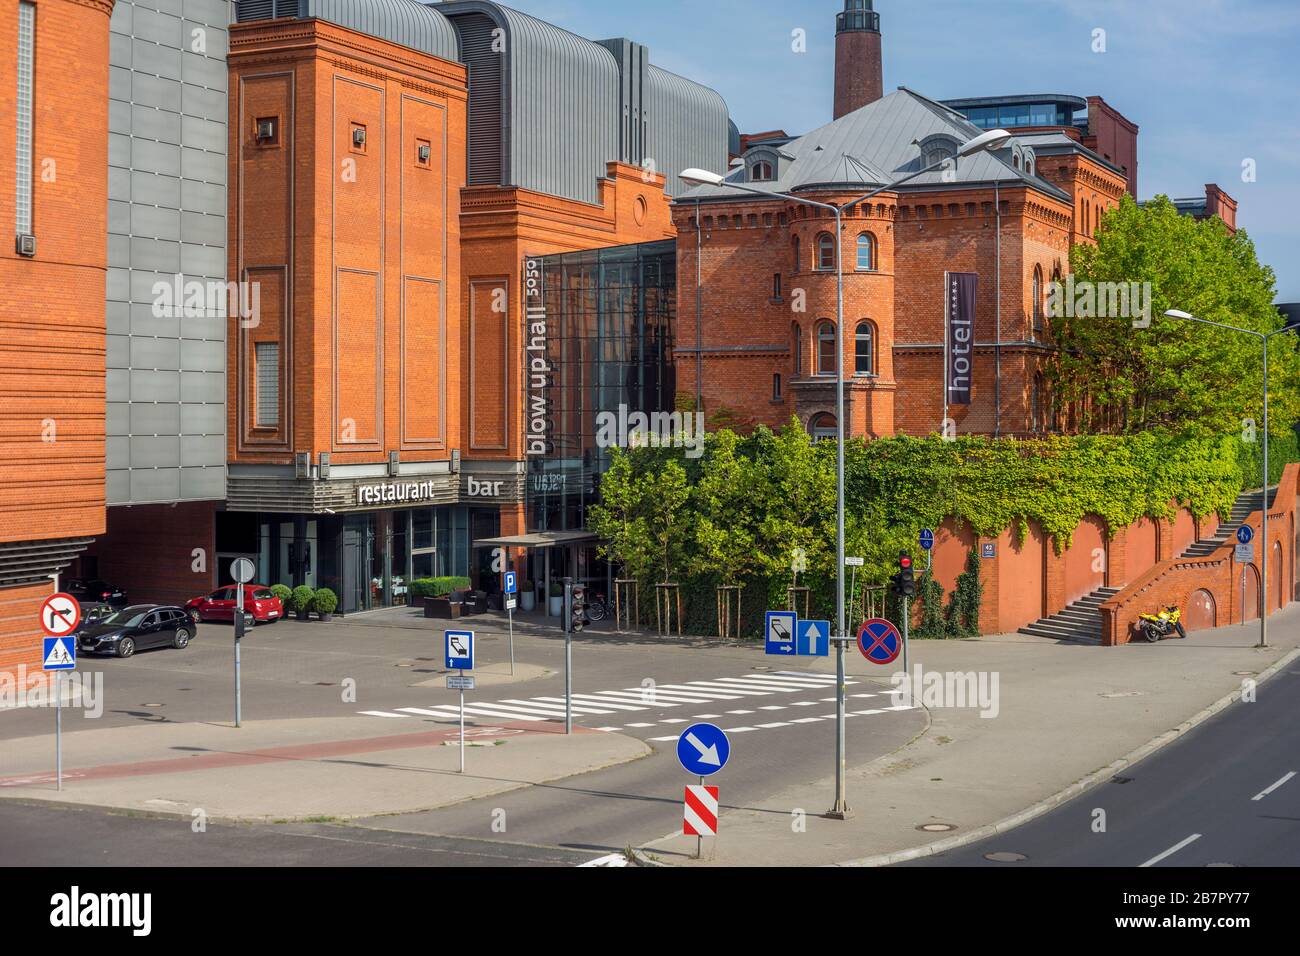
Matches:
[[590, 423, 1299, 640], [408, 577, 472, 600]]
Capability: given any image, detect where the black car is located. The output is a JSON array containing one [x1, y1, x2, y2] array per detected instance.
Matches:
[[67, 578, 128, 609], [77, 605, 195, 658]]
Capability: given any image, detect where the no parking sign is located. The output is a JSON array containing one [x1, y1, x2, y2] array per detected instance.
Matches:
[[857, 618, 902, 665]]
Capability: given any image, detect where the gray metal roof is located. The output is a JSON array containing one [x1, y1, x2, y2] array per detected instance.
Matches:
[[437, 0, 729, 204], [678, 86, 1071, 204], [1014, 130, 1128, 178], [235, 0, 460, 60]]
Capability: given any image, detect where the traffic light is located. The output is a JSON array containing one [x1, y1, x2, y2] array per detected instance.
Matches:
[[570, 584, 586, 633], [890, 552, 916, 599]]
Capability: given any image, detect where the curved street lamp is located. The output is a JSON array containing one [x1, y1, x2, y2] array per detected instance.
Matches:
[[681, 129, 1014, 818]]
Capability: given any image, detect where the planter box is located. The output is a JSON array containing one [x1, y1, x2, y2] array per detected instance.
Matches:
[[423, 597, 462, 620]]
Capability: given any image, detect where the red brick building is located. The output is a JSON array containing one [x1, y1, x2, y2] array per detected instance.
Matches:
[[0, 0, 115, 676]]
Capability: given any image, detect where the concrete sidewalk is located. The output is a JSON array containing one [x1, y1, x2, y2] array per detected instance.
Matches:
[[644, 607, 1300, 866], [0, 714, 650, 823]]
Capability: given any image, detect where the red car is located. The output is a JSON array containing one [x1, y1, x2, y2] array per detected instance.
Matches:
[[185, 585, 283, 626]]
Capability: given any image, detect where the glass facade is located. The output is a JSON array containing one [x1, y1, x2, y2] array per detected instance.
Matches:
[[215, 505, 499, 614], [960, 103, 1080, 130], [524, 239, 677, 535]]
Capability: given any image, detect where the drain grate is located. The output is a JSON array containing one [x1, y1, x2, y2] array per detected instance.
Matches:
[[984, 851, 1027, 863]]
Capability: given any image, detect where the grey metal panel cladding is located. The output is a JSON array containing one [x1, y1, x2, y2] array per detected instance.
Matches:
[[645, 64, 728, 198], [458, 13, 504, 185], [266, 0, 460, 60], [500, 6, 619, 205]]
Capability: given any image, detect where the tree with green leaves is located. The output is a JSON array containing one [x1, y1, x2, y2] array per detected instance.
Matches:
[[1049, 194, 1300, 438]]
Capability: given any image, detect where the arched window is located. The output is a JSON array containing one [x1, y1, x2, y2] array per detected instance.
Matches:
[[854, 321, 875, 375], [816, 321, 837, 375], [792, 235, 801, 273], [751, 160, 774, 182], [791, 322, 802, 376], [809, 413, 837, 442], [1032, 266, 1044, 338], [816, 232, 836, 271], [855, 232, 876, 271]]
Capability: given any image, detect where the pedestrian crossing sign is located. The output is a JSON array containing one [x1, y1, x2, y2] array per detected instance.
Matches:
[[42, 637, 77, 671]]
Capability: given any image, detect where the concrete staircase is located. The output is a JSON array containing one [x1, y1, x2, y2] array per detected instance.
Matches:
[[1180, 487, 1275, 558], [1017, 586, 1121, 644]]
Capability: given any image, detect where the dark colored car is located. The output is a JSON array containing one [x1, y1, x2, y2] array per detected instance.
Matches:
[[184, 585, 283, 626], [77, 605, 194, 658], [66, 578, 128, 609]]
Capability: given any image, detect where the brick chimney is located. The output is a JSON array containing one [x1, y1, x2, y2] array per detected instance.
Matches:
[[834, 0, 883, 119]]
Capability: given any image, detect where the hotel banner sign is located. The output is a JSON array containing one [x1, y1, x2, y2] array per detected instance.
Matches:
[[945, 272, 977, 407]]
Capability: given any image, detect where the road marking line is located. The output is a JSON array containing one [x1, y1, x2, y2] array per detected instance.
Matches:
[[727, 727, 759, 733], [358, 711, 407, 718], [710, 678, 830, 692], [854, 709, 885, 715], [659, 718, 690, 724], [464, 701, 571, 719], [851, 693, 878, 698], [497, 699, 571, 715], [791, 701, 820, 706], [758, 705, 787, 711], [566, 695, 650, 711], [1251, 770, 1295, 801], [451, 705, 549, 722], [649, 735, 680, 742], [594, 727, 621, 732], [791, 717, 822, 724], [694, 713, 720, 718], [625, 722, 656, 728], [726, 709, 754, 714], [530, 697, 617, 714], [819, 697, 837, 702], [1140, 833, 1202, 868], [396, 707, 460, 719], [655, 683, 758, 698], [756, 722, 791, 729]]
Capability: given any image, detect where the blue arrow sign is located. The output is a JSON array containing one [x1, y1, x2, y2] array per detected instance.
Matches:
[[1236, 525, 1254, 545], [445, 630, 474, 670], [797, 619, 830, 657], [765, 610, 797, 656], [504, 571, 517, 595], [677, 722, 730, 776], [42, 637, 76, 671], [919, 528, 935, 551]]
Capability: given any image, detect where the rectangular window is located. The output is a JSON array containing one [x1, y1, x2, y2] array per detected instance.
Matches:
[[772, 273, 782, 299], [15, 2, 36, 236], [772, 373, 782, 401], [255, 342, 280, 427]]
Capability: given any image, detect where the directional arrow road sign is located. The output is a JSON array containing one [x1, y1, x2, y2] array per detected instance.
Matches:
[[677, 722, 730, 777], [797, 619, 830, 657]]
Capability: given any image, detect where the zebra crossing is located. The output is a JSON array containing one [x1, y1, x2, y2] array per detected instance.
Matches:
[[358, 671, 917, 738]]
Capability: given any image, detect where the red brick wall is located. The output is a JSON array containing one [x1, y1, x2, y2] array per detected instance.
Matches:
[[1100, 465, 1300, 644], [81, 502, 217, 607], [833, 28, 882, 119], [0, 0, 112, 547], [0, 580, 55, 675], [227, 18, 468, 468]]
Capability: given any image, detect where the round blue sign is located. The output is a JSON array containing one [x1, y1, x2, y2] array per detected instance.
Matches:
[[857, 618, 902, 665], [1236, 525, 1254, 545], [676, 722, 730, 777], [919, 529, 935, 551]]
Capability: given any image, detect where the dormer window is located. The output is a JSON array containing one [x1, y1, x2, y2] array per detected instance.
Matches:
[[917, 132, 961, 170], [751, 160, 774, 182], [743, 146, 783, 183]]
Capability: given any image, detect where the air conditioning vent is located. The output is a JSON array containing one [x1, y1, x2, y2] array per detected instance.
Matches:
[[16, 234, 35, 257], [318, 452, 330, 480]]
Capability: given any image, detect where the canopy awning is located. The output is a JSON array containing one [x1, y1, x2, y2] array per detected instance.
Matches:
[[472, 530, 601, 550]]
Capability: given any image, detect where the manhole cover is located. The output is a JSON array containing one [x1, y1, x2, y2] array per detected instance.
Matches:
[[984, 851, 1027, 863], [1205, 862, 1237, 867], [916, 823, 957, 833]]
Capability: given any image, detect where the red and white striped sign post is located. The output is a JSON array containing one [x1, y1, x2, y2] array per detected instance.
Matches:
[[684, 784, 718, 857]]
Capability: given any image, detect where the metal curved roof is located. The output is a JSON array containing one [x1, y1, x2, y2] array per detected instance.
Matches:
[[238, 0, 461, 61], [646, 65, 729, 197]]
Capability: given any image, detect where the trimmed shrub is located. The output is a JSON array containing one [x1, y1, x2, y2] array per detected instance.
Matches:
[[312, 588, 338, 615], [270, 584, 292, 604], [408, 577, 472, 601], [289, 585, 315, 614]]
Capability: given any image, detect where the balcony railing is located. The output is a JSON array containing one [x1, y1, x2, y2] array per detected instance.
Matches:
[[836, 10, 880, 33]]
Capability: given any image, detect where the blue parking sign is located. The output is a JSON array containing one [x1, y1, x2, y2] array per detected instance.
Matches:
[[504, 571, 517, 594]]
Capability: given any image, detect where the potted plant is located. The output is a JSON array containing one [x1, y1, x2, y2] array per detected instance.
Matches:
[[270, 583, 292, 619], [290, 585, 315, 621], [547, 579, 564, 618], [520, 579, 536, 612], [313, 587, 338, 622]]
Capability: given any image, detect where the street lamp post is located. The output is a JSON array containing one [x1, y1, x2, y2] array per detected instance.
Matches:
[[680, 128, 1012, 819], [1164, 309, 1300, 648]]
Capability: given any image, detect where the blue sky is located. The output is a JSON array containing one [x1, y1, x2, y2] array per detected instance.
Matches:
[[514, 0, 1300, 303]]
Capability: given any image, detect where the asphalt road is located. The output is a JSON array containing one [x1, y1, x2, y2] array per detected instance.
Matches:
[[1, 612, 924, 864], [906, 661, 1300, 867]]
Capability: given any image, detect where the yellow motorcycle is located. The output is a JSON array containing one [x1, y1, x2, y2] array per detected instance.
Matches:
[[1137, 605, 1185, 643]]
